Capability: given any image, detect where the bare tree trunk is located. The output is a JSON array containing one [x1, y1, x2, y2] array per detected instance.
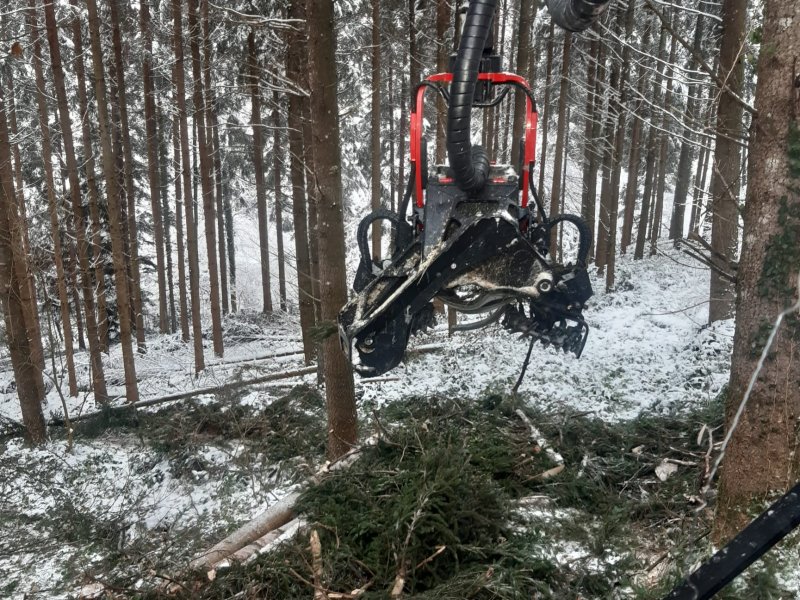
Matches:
[[141, 0, 169, 334], [510, 0, 537, 169], [287, 0, 315, 364], [70, 1, 109, 356], [108, 0, 146, 351], [435, 0, 451, 163], [650, 19, 679, 257], [409, 0, 420, 91], [538, 22, 555, 198], [307, 0, 358, 460], [0, 84, 46, 443], [172, 113, 190, 341], [173, 0, 205, 372], [708, 0, 747, 323], [202, 0, 229, 317], [620, 19, 651, 254], [272, 88, 287, 312], [28, 6, 77, 397], [633, 22, 668, 260], [370, 0, 383, 260], [670, 14, 705, 241], [187, 0, 223, 357], [84, 0, 139, 402], [634, 125, 658, 260], [156, 101, 177, 333], [595, 39, 615, 272], [580, 33, 600, 257], [714, 0, 800, 542], [248, 32, 273, 315], [549, 32, 572, 258], [606, 0, 636, 292], [5, 61, 44, 375]]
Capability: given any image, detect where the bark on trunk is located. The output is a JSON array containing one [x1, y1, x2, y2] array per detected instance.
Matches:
[[29, 5, 77, 397], [108, 0, 146, 351], [307, 0, 358, 461], [538, 23, 555, 200], [70, 1, 109, 356], [187, 0, 223, 357], [669, 14, 705, 241], [202, 0, 229, 317], [650, 18, 679, 257], [511, 0, 538, 169], [141, 0, 169, 334], [248, 32, 273, 315], [435, 0, 451, 164], [714, 0, 800, 542], [173, 0, 205, 371], [272, 88, 287, 312], [620, 18, 651, 254], [580, 33, 600, 257], [708, 0, 747, 323], [172, 113, 190, 342], [370, 0, 383, 261], [0, 73, 47, 444], [84, 0, 139, 402], [287, 0, 315, 365], [548, 31, 572, 259]]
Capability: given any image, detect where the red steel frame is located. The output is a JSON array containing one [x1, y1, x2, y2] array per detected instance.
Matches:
[[410, 72, 538, 210]]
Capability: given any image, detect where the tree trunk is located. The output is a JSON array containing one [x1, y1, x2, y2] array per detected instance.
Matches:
[[248, 32, 273, 315], [370, 0, 383, 261], [287, 0, 315, 364], [0, 82, 46, 444], [409, 0, 420, 91], [172, 112, 190, 342], [538, 22, 555, 199], [650, 18, 679, 257], [307, 0, 358, 461], [708, 0, 747, 323], [50, 0, 111, 401], [548, 31, 571, 258], [84, 0, 139, 402], [669, 14, 705, 241], [713, 0, 800, 542], [580, 33, 600, 257], [5, 59, 45, 379], [435, 0, 451, 163], [633, 22, 668, 260], [594, 37, 615, 272], [272, 88, 288, 312], [606, 0, 636, 292], [202, 0, 229, 317], [173, 0, 205, 371], [510, 0, 537, 169], [156, 100, 177, 333], [141, 0, 169, 334], [28, 5, 77, 397], [620, 18, 651, 254], [0, 75, 47, 444], [187, 0, 223, 357], [70, 1, 109, 356], [108, 0, 146, 351]]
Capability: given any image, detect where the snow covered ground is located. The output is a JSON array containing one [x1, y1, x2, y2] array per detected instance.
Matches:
[[0, 245, 747, 599]]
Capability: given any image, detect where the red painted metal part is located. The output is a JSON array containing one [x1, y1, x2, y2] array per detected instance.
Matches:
[[410, 72, 538, 209]]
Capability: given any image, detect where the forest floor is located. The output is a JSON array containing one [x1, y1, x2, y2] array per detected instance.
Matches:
[[1, 248, 799, 599]]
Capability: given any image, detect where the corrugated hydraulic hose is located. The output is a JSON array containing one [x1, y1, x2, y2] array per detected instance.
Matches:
[[446, 0, 496, 193], [545, 0, 613, 32]]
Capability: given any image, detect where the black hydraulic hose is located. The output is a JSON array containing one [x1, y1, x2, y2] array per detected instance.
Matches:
[[446, 0, 495, 193], [545, 0, 613, 33], [547, 214, 592, 267]]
